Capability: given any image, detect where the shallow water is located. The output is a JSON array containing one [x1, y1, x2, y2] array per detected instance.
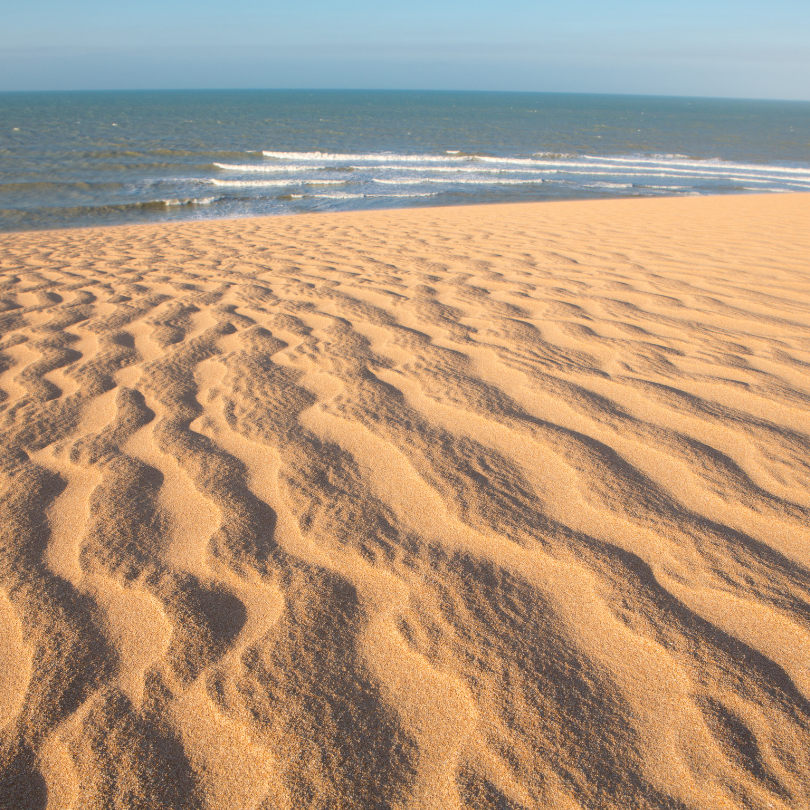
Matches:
[[1, 89, 809, 231]]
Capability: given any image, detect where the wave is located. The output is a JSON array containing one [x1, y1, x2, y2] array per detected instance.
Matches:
[[525, 168, 810, 185], [213, 177, 299, 187], [220, 162, 548, 177], [163, 196, 220, 206], [212, 162, 810, 191], [252, 151, 810, 182], [1, 197, 222, 219], [361, 163, 809, 184], [361, 165, 550, 175], [214, 162, 325, 173], [373, 177, 544, 186], [577, 154, 810, 176], [209, 178, 348, 187], [473, 158, 810, 181], [314, 191, 439, 199], [581, 182, 635, 189], [368, 192, 439, 198], [262, 151, 471, 163], [551, 166, 810, 182], [308, 192, 369, 199], [286, 191, 439, 200]]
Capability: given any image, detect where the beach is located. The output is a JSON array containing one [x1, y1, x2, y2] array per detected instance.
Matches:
[[1, 192, 810, 809]]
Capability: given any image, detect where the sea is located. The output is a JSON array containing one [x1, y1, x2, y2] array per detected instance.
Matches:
[[1, 89, 809, 232]]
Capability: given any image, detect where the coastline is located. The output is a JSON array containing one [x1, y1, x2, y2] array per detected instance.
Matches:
[[1, 191, 809, 809], [4, 188, 810, 238]]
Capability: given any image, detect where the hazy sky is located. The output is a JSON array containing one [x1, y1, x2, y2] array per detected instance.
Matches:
[[2, 0, 808, 99]]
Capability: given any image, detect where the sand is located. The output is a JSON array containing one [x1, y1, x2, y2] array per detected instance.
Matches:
[[0, 192, 809, 810]]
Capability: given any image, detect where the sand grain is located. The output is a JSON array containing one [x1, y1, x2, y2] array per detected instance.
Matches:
[[1, 194, 809, 810]]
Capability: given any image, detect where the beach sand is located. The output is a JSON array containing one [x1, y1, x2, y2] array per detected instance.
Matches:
[[1, 193, 809, 810]]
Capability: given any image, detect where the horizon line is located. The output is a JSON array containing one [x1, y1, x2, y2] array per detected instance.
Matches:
[[2, 87, 809, 104]]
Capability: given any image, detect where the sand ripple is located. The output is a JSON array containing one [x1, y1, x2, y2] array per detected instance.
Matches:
[[1, 194, 809, 809]]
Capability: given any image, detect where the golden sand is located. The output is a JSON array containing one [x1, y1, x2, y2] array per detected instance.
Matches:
[[0, 193, 809, 810]]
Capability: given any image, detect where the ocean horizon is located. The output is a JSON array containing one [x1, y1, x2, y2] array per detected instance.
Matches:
[[2, 88, 809, 232]]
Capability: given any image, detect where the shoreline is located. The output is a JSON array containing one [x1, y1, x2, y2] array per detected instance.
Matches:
[[3, 189, 810, 239]]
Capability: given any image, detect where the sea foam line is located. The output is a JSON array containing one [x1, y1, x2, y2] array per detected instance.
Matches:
[[262, 151, 468, 163], [535, 164, 810, 180], [251, 151, 810, 180], [214, 162, 325, 172], [306, 191, 439, 199], [526, 168, 810, 184], [367, 164, 809, 183], [577, 154, 810, 176], [208, 178, 348, 187], [372, 177, 543, 186]]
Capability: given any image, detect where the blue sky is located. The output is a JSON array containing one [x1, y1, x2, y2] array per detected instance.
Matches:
[[2, 0, 808, 99]]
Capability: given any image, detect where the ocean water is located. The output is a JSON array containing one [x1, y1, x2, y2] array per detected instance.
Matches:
[[1, 89, 809, 232]]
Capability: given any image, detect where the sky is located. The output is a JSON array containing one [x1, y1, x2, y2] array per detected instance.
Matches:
[[1, 0, 808, 100]]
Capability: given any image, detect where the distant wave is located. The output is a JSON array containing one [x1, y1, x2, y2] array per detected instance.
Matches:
[[214, 163, 325, 173], [209, 178, 348, 187], [373, 177, 544, 186], [307, 191, 439, 199], [577, 154, 810, 176], [4, 89, 809, 232], [523, 168, 810, 185], [210, 158, 810, 191], [262, 151, 469, 163], [581, 182, 635, 189], [246, 151, 810, 186]]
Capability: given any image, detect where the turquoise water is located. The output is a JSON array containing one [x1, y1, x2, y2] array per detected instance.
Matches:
[[1, 89, 809, 232]]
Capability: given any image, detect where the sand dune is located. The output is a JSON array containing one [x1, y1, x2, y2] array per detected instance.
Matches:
[[1, 193, 809, 810]]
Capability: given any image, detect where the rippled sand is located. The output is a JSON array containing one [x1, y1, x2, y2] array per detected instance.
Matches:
[[1, 194, 809, 810]]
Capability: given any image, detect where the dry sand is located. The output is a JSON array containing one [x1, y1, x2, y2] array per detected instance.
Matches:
[[0, 193, 809, 810]]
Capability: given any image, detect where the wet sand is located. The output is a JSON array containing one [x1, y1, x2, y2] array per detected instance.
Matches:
[[1, 193, 810, 810]]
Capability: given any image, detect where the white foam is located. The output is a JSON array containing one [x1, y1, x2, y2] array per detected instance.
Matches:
[[308, 191, 439, 199], [367, 192, 439, 198], [308, 192, 367, 199], [247, 151, 810, 184], [476, 155, 552, 166], [210, 178, 298, 187], [260, 150, 571, 169], [578, 154, 810, 176], [364, 165, 546, 175], [214, 162, 320, 172], [581, 182, 634, 189], [373, 177, 543, 185], [204, 151, 810, 204], [263, 150, 466, 163], [480, 160, 809, 181], [163, 196, 219, 206], [209, 179, 348, 187], [257, 149, 810, 176], [215, 160, 808, 186], [504, 166, 810, 184]]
